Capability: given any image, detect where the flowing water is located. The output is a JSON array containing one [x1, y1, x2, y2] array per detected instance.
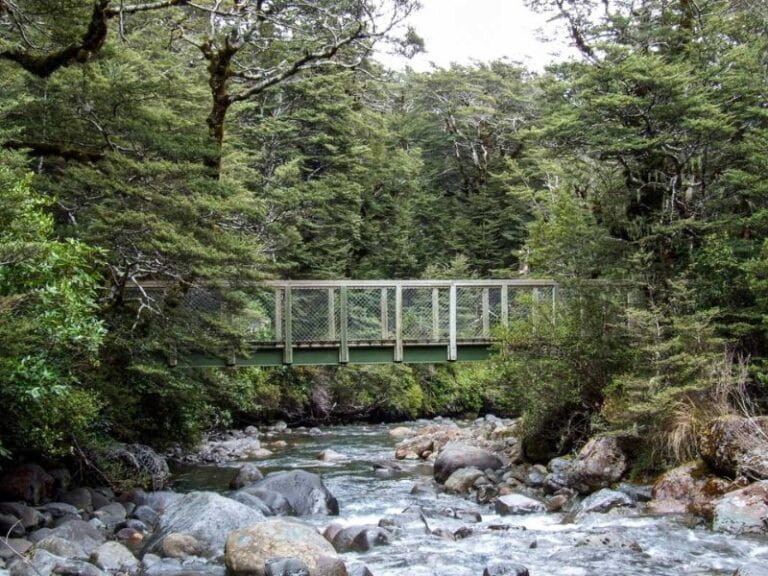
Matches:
[[171, 423, 768, 576]]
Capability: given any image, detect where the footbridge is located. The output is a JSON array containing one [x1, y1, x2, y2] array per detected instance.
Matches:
[[175, 279, 557, 368]]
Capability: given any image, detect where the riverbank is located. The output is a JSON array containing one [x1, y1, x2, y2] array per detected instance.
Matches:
[[1, 419, 767, 576]]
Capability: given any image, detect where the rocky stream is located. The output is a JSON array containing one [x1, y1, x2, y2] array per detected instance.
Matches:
[[1, 417, 767, 576]]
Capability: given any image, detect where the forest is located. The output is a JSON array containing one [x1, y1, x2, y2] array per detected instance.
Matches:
[[1, 0, 767, 478]]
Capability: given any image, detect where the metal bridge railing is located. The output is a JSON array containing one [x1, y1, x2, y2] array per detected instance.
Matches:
[[255, 279, 557, 364]]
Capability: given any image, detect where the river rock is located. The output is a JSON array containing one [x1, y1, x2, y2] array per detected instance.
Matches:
[[0, 539, 32, 561], [444, 467, 485, 494], [578, 488, 635, 514], [264, 557, 310, 576], [33, 536, 87, 560], [29, 519, 105, 554], [494, 494, 545, 515], [483, 561, 530, 576], [232, 491, 277, 516], [648, 461, 741, 516], [0, 503, 44, 530], [90, 541, 139, 572], [330, 526, 391, 552], [93, 502, 127, 528], [346, 563, 374, 576], [251, 470, 339, 516], [578, 436, 629, 488], [143, 491, 265, 558], [699, 415, 768, 480], [389, 427, 415, 440], [0, 464, 53, 505], [160, 533, 203, 558], [317, 449, 348, 462], [712, 480, 768, 535], [225, 518, 339, 576], [239, 488, 294, 516], [434, 444, 502, 483], [617, 482, 653, 502], [231, 463, 265, 489], [0, 515, 24, 538], [132, 504, 160, 526], [62, 487, 93, 512]]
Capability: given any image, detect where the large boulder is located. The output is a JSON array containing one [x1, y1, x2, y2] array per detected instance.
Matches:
[[29, 519, 106, 555], [250, 471, 338, 516], [648, 461, 743, 516], [143, 491, 265, 558], [0, 503, 45, 530], [699, 415, 768, 480], [545, 437, 628, 494], [0, 464, 53, 505], [578, 488, 635, 514], [494, 494, 545, 515], [444, 467, 485, 494], [225, 518, 341, 576], [434, 444, 502, 484], [712, 480, 768, 535], [330, 526, 391, 552], [230, 464, 264, 489], [90, 541, 139, 573]]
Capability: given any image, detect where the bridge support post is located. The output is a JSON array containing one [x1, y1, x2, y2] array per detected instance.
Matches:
[[283, 286, 293, 365], [448, 284, 457, 361], [432, 287, 440, 341], [327, 288, 336, 340], [339, 286, 349, 364], [380, 288, 389, 339], [501, 285, 509, 327], [394, 285, 403, 362]]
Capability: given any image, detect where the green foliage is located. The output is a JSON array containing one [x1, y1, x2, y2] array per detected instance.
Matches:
[[0, 162, 105, 456]]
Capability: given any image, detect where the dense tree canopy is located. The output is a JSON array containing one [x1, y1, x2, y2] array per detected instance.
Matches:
[[0, 0, 766, 474]]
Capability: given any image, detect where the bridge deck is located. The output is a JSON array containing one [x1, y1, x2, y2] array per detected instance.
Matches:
[[172, 279, 557, 367]]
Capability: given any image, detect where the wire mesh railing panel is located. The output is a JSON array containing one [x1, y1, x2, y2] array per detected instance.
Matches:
[[241, 287, 278, 341], [347, 288, 386, 341], [456, 286, 483, 339], [402, 287, 449, 341], [291, 288, 337, 343]]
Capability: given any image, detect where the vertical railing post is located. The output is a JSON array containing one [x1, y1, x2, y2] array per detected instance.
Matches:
[[327, 288, 336, 341], [481, 287, 490, 338], [501, 284, 509, 327], [448, 284, 457, 361], [274, 288, 283, 342], [283, 285, 293, 365], [394, 285, 403, 362], [380, 288, 389, 340], [552, 284, 558, 326], [432, 287, 440, 341], [339, 286, 349, 364]]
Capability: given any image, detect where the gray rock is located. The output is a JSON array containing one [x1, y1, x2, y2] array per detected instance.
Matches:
[[317, 449, 348, 462], [0, 503, 44, 530], [239, 488, 294, 516], [231, 491, 274, 516], [617, 482, 653, 502], [443, 467, 485, 494], [712, 480, 768, 535], [251, 470, 338, 516], [29, 519, 105, 554], [136, 491, 179, 513], [160, 533, 203, 559], [230, 464, 264, 489], [225, 518, 338, 576], [89, 489, 111, 511], [116, 518, 148, 532], [62, 487, 93, 512], [264, 557, 310, 576], [132, 504, 160, 526], [346, 563, 374, 576], [0, 515, 24, 538], [331, 526, 391, 552], [494, 494, 545, 516], [483, 562, 529, 576], [545, 457, 583, 493], [143, 491, 265, 558], [699, 415, 768, 480], [433, 444, 503, 484], [33, 536, 87, 560], [579, 488, 635, 514], [40, 501, 80, 519], [525, 465, 547, 488], [577, 436, 628, 489], [90, 541, 138, 572], [0, 539, 32, 561], [93, 502, 127, 528]]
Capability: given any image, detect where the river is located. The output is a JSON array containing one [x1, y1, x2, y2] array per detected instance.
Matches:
[[171, 422, 768, 576]]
